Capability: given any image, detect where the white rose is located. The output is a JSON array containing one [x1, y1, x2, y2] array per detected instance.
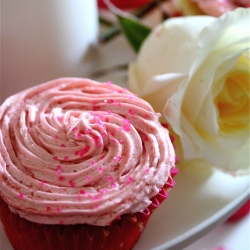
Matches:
[[128, 8, 250, 174]]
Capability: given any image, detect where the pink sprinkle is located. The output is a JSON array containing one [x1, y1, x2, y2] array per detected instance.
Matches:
[[98, 166, 104, 172], [72, 127, 78, 132], [77, 130, 84, 138], [59, 176, 65, 181], [87, 128, 92, 134], [90, 161, 95, 166], [95, 117, 102, 125], [40, 181, 45, 186], [106, 81, 112, 85], [108, 176, 114, 182], [79, 190, 85, 194], [111, 139, 116, 143], [129, 110, 135, 115], [55, 135, 59, 139], [113, 156, 122, 162], [144, 168, 150, 174], [94, 204, 99, 209], [126, 176, 133, 185], [105, 117, 109, 122], [53, 156, 58, 160], [77, 195, 81, 201], [101, 132, 107, 138], [99, 189, 107, 194], [111, 183, 116, 188], [61, 144, 65, 147], [175, 156, 179, 163], [80, 145, 90, 156], [101, 154, 106, 159], [56, 169, 61, 175], [57, 116, 62, 122], [59, 220, 64, 224], [64, 156, 69, 161], [56, 207, 61, 213], [86, 175, 91, 180], [92, 135, 100, 143], [46, 207, 51, 212], [116, 215, 121, 220], [119, 140, 123, 144], [75, 150, 79, 155], [122, 120, 131, 132], [19, 193, 24, 199], [123, 124, 130, 132], [107, 110, 112, 114], [93, 196, 101, 201], [69, 180, 75, 188]]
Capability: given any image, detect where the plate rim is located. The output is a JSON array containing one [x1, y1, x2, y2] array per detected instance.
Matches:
[[153, 189, 250, 250]]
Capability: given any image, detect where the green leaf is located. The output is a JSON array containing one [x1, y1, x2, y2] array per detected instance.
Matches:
[[103, 0, 152, 52], [117, 15, 151, 52]]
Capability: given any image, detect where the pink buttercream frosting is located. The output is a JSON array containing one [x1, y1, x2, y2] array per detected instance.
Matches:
[[0, 78, 175, 226]]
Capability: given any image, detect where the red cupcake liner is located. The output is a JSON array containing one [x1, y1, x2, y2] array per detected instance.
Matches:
[[0, 167, 178, 250]]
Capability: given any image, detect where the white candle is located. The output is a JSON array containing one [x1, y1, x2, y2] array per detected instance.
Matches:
[[1, 0, 98, 103]]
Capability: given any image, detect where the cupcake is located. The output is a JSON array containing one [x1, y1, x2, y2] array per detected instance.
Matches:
[[0, 78, 177, 250]]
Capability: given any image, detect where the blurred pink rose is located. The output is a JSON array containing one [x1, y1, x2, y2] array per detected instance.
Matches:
[[173, 0, 250, 17], [98, 0, 150, 9], [194, 0, 250, 16]]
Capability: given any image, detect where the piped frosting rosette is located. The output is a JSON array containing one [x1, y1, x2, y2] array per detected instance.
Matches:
[[0, 78, 176, 226]]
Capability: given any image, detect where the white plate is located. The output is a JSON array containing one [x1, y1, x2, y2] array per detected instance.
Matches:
[[134, 164, 250, 250], [1, 163, 249, 250]]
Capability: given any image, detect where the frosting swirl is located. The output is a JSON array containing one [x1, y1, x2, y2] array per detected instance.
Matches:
[[0, 78, 175, 226]]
